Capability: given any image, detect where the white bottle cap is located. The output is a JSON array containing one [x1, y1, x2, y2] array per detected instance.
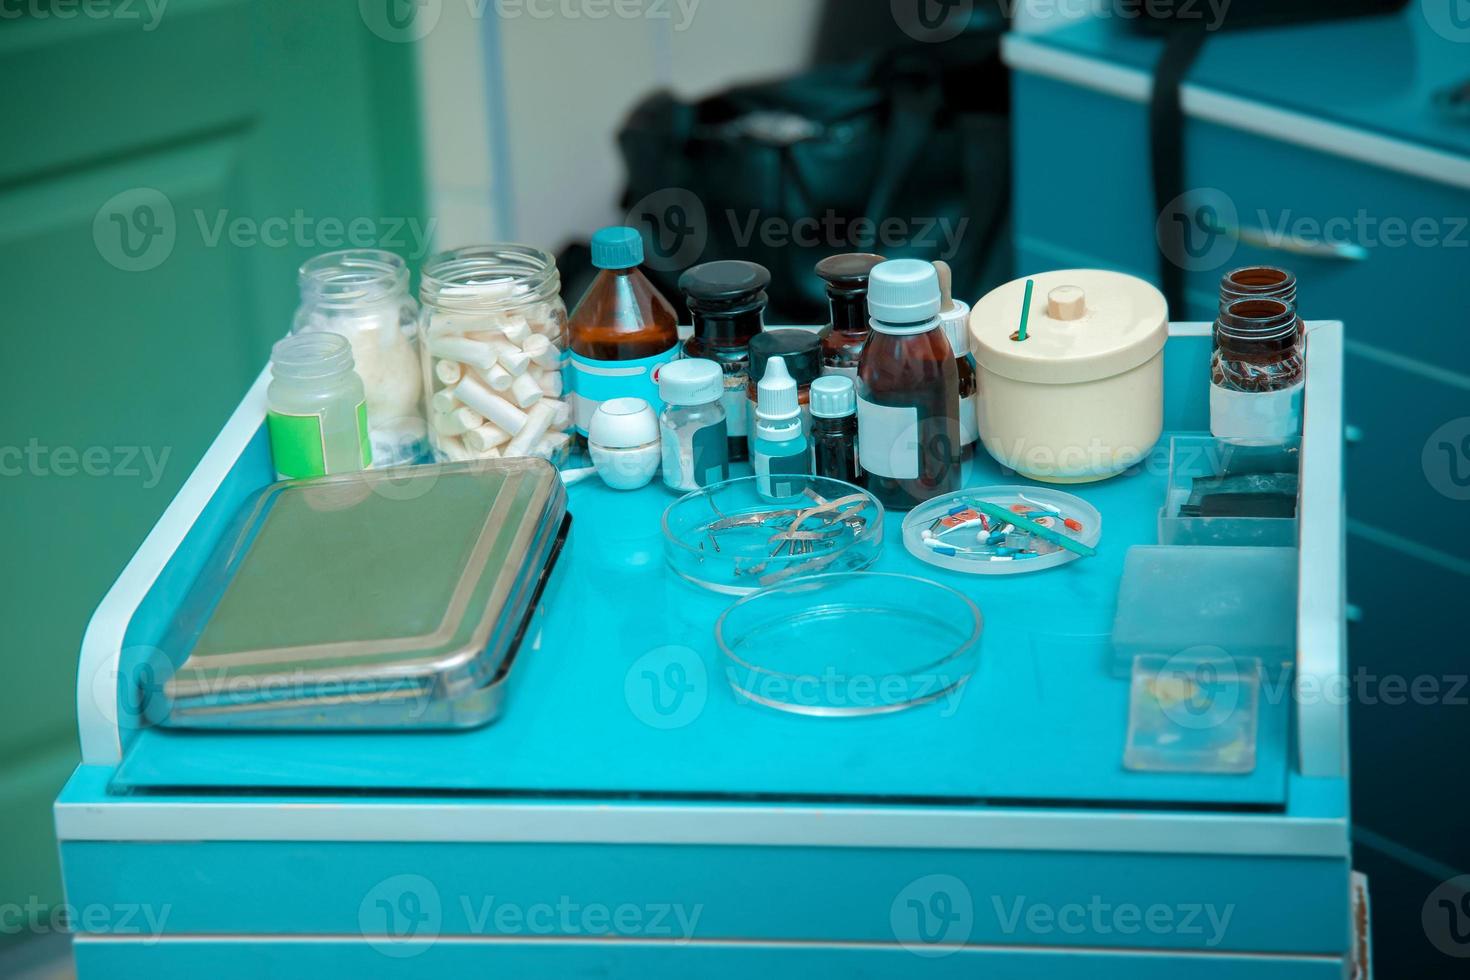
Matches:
[[756, 356, 800, 422], [939, 299, 972, 356], [810, 375, 856, 419], [868, 259, 941, 325], [658, 358, 723, 406]]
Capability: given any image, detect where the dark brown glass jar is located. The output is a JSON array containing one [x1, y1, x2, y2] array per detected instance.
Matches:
[[816, 253, 886, 378], [1219, 266, 1303, 341], [679, 261, 771, 462], [1212, 298, 1303, 393]]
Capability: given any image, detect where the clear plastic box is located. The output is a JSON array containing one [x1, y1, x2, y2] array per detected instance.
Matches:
[[1110, 545, 1297, 680], [1124, 653, 1261, 775], [1158, 435, 1299, 547]]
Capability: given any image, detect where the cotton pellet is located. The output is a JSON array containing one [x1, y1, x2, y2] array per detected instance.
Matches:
[[510, 372, 544, 409], [455, 375, 528, 434], [427, 336, 497, 372]]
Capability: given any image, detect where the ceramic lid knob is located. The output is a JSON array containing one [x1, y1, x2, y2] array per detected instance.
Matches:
[[1048, 285, 1086, 321]]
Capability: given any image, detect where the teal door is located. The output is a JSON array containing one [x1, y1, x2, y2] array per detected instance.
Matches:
[[0, 0, 426, 937]]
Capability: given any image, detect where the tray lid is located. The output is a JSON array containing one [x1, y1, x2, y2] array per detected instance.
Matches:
[[969, 269, 1168, 384], [154, 459, 566, 723]]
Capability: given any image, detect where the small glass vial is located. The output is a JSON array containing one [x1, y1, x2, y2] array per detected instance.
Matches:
[[752, 357, 810, 500], [293, 249, 425, 467], [856, 260, 960, 511], [658, 360, 730, 493], [418, 245, 571, 464], [810, 375, 862, 486], [746, 328, 822, 458], [1210, 297, 1304, 441], [680, 261, 771, 463], [267, 332, 371, 481], [816, 253, 887, 379], [567, 227, 681, 441]]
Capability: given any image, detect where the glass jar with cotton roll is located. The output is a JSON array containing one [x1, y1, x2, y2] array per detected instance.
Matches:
[[418, 245, 572, 464], [292, 249, 426, 467]]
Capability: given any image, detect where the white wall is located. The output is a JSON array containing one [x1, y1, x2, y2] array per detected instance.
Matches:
[[417, 0, 825, 254]]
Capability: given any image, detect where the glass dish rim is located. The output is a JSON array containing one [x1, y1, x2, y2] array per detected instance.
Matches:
[[713, 570, 983, 683]]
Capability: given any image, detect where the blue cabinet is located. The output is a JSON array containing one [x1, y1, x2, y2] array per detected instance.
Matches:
[[1005, 12, 1470, 974]]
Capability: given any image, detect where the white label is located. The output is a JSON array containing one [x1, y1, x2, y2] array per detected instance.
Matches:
[[1210, 381, 1303, 442], [857, 395, 920, 480], [959, 394, 978, 448]]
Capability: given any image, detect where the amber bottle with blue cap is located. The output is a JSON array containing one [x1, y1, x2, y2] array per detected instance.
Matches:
[[856, 259, 960, 510], [567, 226, 680, 441]]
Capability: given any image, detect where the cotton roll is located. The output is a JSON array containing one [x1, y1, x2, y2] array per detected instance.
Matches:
[[534, 369, 564, 397], [427, 336, 497, 372], [434, 359, 464, 386], [463, 422, 512, 453], [454, 376, 528, 434], [505, 400, 558, 457], [510, 372, 544, 409]]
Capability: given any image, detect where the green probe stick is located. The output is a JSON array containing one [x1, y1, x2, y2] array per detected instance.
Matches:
[[1016, 278, 1035, 342], [966, 497, 1098, 559]]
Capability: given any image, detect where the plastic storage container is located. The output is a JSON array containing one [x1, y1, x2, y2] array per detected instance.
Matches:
[[1124, 653, 1261, 775], [292, 249, 426, 467], [418, 245, 571, 463], [266, 333, 372, 480], [1110, 545, 1297, 680], [1159, 435, 1300, 547], [969, 270, 1167, 483], [715, 572, 981, 717], [662, 475, 882, 595]]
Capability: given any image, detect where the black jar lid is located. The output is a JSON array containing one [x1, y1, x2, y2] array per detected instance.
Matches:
[[748, 329, 823, 387], [815, 253, 887, 296], [679, 260, 772, 314]]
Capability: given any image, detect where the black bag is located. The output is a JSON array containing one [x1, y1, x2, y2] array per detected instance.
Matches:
[[615, 27, 1012, 323]]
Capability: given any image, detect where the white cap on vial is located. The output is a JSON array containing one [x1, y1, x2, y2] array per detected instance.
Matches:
[[756, 356, 800, 422], [658, 358, 723, 406], [810, 375, 856, 419]]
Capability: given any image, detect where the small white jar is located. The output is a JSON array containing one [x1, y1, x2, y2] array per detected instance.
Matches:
[[968, 270, 1167, 484], [588, 398, 661, 490]]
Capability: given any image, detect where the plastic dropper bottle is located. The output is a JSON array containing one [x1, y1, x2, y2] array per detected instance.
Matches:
[[856, 260, 960, 510], [567, 226, 680, 442], [752, 356, 809, 500], [934, 261, 978, 456]]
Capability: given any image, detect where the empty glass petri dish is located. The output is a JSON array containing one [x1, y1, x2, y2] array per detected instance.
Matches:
[[662, 475, 883, 595], [715, 572, 982, 717]]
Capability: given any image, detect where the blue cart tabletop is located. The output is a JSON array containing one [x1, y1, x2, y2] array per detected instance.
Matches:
[[102, 328, 1304, 810]]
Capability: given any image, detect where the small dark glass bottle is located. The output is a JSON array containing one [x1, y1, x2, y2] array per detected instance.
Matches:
[[856, 260, 961, 511], [810, 375, 863, 486], [1219, 266, 1303, 341], [815, 253, 887, 378], [679, 261, 771, 462]]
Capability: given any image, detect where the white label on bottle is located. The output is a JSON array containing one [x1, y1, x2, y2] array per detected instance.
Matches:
[[1210, 381, 1304, 442], [959, 394, 978, 448], [722, 375, 748, 438], [857, 395, 920, 480]]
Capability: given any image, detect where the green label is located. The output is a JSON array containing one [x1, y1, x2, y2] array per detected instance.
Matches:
[[267, 401, 370, 479], [268, 410, 327, 479]]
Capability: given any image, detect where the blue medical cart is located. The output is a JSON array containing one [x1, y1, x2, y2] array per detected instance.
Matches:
[[56, 323, 1357, 977]]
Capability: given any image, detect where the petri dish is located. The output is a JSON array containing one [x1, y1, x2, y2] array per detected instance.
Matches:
[[715, 572, 981, 717], [662, 475, 883, 595], [901, 485, 1102, 575]]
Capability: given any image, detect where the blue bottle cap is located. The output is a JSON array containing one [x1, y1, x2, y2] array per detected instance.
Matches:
[[591, 226, 645, 270]]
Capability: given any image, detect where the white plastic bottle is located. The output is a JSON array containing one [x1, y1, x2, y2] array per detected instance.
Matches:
[[751, 356, 809, 499], [267, 332, 371, 480]]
